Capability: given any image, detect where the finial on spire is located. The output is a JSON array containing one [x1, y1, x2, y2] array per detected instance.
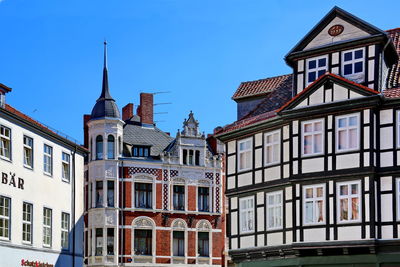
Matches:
[[103, 40, 108, 69]]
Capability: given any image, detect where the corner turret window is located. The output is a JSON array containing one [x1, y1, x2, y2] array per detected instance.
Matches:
[[107, 135, 115, 159], [96, 135, 103, 160]]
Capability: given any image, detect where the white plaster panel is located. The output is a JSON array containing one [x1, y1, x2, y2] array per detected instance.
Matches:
[[231, 238, 238, 250], [303, 228, 326, 242], [266, 232, 283, 246], [257, 207, 264, 232], [309, 87, 324, 105], [332, 52, 339, 65], [297, 74, 304, 93], [255, 133, 262, 147], [240, 235, 255, 248], [329, 181, 334, 193], [286, 232, 292, 244], [227, 155, 236, 175], [293, 137, 298, 158], [380, 109, 393, 124], [230, 197, 238, 210], [329, 197, 334, 224], [325, 89, 332, 102], [380, 176, 392, 191], [227, 176, 235, 190], [364, 109, 370, 123], [283, 164, 290, 179], [337, 226, 361, 241], [398, 151, 400, 166], [331, 67, 339, 75], [286, 203, 292, 228], [336, 153, 360, 169], [265, 166, 280, 182], [255, 148, 262, 168], [328, 115, 333, 129], [381, 194, 393, 222], [297, 99, 308, 108], [333, 84, 348, 101], [257, 234, 265, 247], [285, 186, 292, 201], [330, 227, 335, 240], [380, 152, 394, 167], [257, 192, 264, 205], [297, 60, 304, 72], [293, 121, 299, 134], [382, 226, 393, 239], [227, 141, 236, 154], [368, 45, 375, 57], [230, 212, 238, 235], [283, 125, 289, 140], [364, 126, 370, 149], [365, 194, 370, 222], [349, 90, 362, 99], [364, 152, 370, 167], [296, 184, 300, 197], [364, 176, 369, 191], [302, 157, 324, 173], [296, 200, 300, 226], [255, 170, 262, 184], [328, 156, 332, 171], [380, 127, 393, 149], [293, 160, 298, 175], [237, 172, 252, 187], [284, 142, 290, 162], [368, 59, 375, 82], [328, 132, 332, 153]]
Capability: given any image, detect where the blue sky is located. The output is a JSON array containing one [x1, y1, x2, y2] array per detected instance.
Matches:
[[0, 0, 399, 143]]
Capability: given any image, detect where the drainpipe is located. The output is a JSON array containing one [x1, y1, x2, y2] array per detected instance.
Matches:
[[72, 146, 77, 267]]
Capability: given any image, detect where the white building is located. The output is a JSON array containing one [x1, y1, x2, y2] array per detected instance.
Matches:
[[0, 83, 87, 267]]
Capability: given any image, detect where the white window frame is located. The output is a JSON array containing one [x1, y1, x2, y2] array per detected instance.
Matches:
[[43, 207, 52, 247], [61, 152, 70, 182], [336, 113, 360, 152], [397, 111, 400, 148], [266, 191, 283, 230], [301, 119, 324, 156], [0, 196, 11, 240], [238, 138, 252, 171], [397, 178, 400, 221], [303, 184, 325, 225], [0, 125, 11, 160], [337, 181, 361, 223], [61, 212, 70, 249], [23, 136, 33, 169], [341, 47, 365, 82], [239, 196, 255, 234], [306, 55, 328, 85], [264, 130, 280, 166], [43, 144, 53, 176], [22, 202, 33, 244]]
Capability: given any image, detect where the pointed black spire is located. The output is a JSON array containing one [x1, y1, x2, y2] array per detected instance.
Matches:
[[90, 41, 120, 119]]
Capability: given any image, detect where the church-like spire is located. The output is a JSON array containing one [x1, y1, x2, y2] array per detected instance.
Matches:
[[98, 41, 112, 100]]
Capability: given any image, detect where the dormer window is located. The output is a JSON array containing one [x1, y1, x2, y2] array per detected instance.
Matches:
[[342, 48, 364, 82], [182, 149, 200, 166], [132, 146, 150, 157], [306, 56, 328, 85]]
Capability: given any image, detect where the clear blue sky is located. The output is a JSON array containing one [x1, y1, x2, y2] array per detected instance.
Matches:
[[0, 0, 399, 143]]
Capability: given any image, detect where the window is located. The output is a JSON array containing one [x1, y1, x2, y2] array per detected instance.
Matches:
[[107, 228, 114, 255], [397, 179, 400, 220], [336, 114, 359, 152], [302, 119, 324, 156], [43, 208, 52, 247], [197, 232, 209, 257], [62, 152, 70, 181], [61, 212, 70, 249], [182, 149, 200, 166], [0, 196, 10, 239], [0, 125, 11, 160], [238, 138, 252, 171], [303, 185, 325, 225], [265, 130, 280, 165], [95, 228, 103, 256], [22, 202, 33, 243], [173, 185, 185, 210], [134, 229, 152, 255], [96, 135, 103, 160], [132, 146, 150, 157], [107, 135, 115, 159], [239, 196, 254, 233], [306, 56, 328, 84], [198, 187, 209, 212], [135, 183, 152, 209], [43, 144, 53, 175], [23, 136, 33, 168], [266, 191, 282, 230], [107, 181, 115, 207], [96, 181, 104, 208], [173, 231, 185, 256], [342, 48, 364, 81], [337, 181, 361, 223], [195, 150, 200, 166]]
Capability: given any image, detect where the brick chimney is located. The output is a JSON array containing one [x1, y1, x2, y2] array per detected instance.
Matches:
[[122, 103, 134, 121], [83, 114, 91, 148], [139, 93, 153, 125]]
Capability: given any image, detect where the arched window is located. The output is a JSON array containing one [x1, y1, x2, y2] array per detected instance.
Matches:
[[171, 219, 187, 260], [196, 220, 212, 262], [132, 217, 155, 263], [107, 135, 115, 159], [96, 135, 103, 160]]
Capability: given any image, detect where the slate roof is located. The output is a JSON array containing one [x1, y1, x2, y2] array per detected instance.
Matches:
[[232, 74, 292, 100]]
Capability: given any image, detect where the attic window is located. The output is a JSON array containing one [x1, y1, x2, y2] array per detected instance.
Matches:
[[306, 56, 328, 85], [132, 146, 150, 157], [342, 48, 364, 82]]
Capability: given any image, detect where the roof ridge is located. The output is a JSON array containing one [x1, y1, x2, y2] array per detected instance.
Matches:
[[386, 27, 400, 33], [240, 73, 292, 85]]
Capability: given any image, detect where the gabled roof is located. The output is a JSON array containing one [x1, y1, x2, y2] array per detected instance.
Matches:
[[232, 74, 292, 101], [277, 73, 379, 113], [286, 6, 387, 58]]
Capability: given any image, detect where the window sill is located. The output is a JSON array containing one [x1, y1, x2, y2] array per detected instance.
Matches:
[[61, 178, 71, 184], [43, 172, 53, 178], [23, 165, 34, 171], [0, 238, 10, 242], [301, 152, 324, 158], [335, 148, 360, 154], [0, 156, 12, 163], [22, 241, 33, 246]]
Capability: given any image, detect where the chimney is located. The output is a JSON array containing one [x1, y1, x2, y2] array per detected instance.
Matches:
[[83, 114, 91, 148], [139, 93, 153, 125], [122, 103, 134, 121]]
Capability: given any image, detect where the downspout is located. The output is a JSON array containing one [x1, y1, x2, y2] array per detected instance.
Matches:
[[119, 160, 124, 264], [72, 146, 77, 267]]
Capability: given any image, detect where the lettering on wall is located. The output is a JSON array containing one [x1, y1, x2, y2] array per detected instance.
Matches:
[[21, 259, 54, 267], [2, 172, 24, 190]]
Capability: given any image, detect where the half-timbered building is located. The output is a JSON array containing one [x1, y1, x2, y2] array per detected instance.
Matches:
[[216, 6, 400, 267]]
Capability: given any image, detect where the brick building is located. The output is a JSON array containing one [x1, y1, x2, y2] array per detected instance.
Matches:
[[83, 42, 226, 266]]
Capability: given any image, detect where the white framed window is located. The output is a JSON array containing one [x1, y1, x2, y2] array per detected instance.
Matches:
[[23, 136, 33, 168], [22, 202, 33, 243], [238, 138, 252, 171], [302, 119, 324, 156], [337, 181, 361, 223], [303, 184, 325, 225], [342, 48, 365, 82], [397, 111, 400, 148], [0, 196, 11, 239], [266, 191, 283, 230], [336, 113, 359, 152], [239, 196, 254, 233], [0, 125, 11, 160], [61, 212, 70, 249], [43, 144, 53, 175], [265, 130, 280, 166], [306, 55, 328, 85], [62, 152, 70, 182], [397, 179, 400, 221], [43, 207, 52, 247]]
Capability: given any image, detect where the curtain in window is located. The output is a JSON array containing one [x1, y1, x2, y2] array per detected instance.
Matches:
[[96, 135, 103, 159], [198, 232, 209, 257], [173, 231, 185, 256], [134, 229, 152, 255], [135, 183, 152, 208]]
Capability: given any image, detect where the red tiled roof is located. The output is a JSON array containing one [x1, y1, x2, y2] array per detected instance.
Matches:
[[384, 87, 400, 98], [216, 111, 277, 135], [232, 74, 292, 100], [387, 27, 400, 89]]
